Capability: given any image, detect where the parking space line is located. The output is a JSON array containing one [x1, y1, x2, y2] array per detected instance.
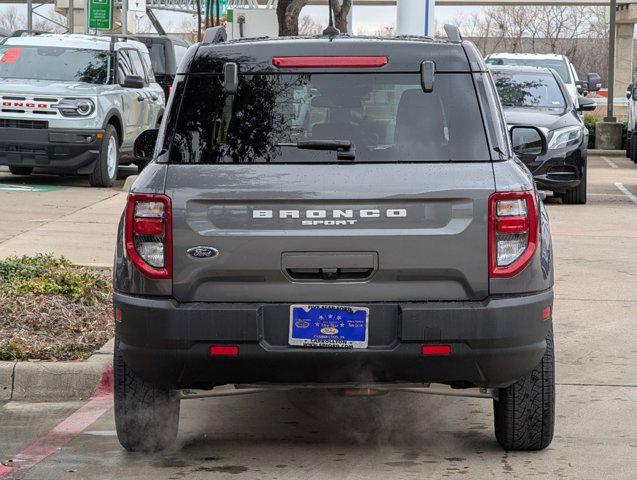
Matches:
[[615, 182, 637, 205], [601, 156, 619, 169], [0, 364, 113, 479]]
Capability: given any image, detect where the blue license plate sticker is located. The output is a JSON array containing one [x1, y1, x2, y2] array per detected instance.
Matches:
[[289, 304, 369, 349]]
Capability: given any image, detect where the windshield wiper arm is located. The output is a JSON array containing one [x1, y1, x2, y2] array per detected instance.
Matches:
[[278, 140, 356, 160]]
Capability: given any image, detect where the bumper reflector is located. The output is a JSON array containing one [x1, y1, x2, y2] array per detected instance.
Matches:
[[210, 345, 239, 357], [422, 345, 451, 356], [542, 306, 552, 321]]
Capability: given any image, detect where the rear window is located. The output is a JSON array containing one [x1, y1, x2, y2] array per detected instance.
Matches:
[[147, 43, 167, 75], [168, 73, 490, 163], [485, 57, 571, 84], [492, 71, 566, 109]]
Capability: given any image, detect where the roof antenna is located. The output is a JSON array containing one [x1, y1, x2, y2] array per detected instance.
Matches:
[[322, 0, 340, 37]]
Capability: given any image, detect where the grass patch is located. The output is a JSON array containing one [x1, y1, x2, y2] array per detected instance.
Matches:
[[0, 255, 113, 361]]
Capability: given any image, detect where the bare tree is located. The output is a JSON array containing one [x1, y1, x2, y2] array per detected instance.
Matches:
[[278, 0, 350, 36], [0, 6, 66, 33], [298, 15, 323, 35], [374, 25, 395, 37], [277, 0, 309, 36], [452, 6, 610, 84], [330, 0, 351, 34]]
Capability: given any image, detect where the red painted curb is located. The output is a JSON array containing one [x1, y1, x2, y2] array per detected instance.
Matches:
[[0, 363, 114, 479]]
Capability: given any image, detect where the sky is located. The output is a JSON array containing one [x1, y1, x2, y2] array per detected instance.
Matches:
[[3, 3, 485, 35], [299, 5, 485, 34], [154, 4, 484, 34]]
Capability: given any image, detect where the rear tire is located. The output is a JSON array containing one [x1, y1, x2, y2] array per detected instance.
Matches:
[[89, 125, 119, 187], [9, 166, 33, 176], [631, 133, 637, 164], [627, 132, 632, 158], [561, 165, 587, 204], [493, 325, 555, 451], [114, 334, 180, 452]]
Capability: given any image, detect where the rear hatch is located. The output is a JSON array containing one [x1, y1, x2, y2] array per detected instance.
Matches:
[[165, 47, 496, 302], [167, 163, 494, 302]]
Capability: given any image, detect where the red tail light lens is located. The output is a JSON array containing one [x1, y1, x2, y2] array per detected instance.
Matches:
[[489, 191, 538, 278], [125, 193, 172, 279], [210, 345, 239, 357], [422, 345, 451, 356], [272, 56, 388, 68]]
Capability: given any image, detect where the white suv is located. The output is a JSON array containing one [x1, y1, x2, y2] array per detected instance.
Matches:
[[0, 34, 165, 187], [485, 52, 601, 107], [628, 82, 636, 162]]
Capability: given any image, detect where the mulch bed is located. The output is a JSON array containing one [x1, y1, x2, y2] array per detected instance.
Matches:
[[0, 255, 113, 361]]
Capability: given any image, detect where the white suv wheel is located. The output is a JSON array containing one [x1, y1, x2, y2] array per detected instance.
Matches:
[[107, 135, 118, 180]]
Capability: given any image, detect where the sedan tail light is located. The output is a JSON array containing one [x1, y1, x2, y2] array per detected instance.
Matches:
[[489, 191, 538, 278], [125, 193, 172, 279]]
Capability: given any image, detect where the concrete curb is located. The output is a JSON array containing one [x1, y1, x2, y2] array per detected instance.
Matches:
[[0, 339, 114, 402], [589, 149, 625, 156]]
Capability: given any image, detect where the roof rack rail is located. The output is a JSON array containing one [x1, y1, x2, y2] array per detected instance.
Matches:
[[109, 35, 133, 43], [9, 29, 48, 38], [202, 26, 227, 45], [0, 29, 48, 45], [443, 24, 462, 44]]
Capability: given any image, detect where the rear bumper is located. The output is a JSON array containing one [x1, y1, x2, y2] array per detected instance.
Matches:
[[0, 127, 103, 172], [114, 289, 553, 390]]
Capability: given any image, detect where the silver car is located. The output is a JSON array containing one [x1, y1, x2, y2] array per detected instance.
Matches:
[[0, 33, 165, 186]]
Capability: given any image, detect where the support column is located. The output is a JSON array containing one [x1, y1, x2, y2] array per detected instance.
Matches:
[[615, 23, 635, 97], [397, 0, 435, 37]]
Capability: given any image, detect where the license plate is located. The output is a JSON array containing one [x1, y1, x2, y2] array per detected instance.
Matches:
[[289, 304, 369, 349]]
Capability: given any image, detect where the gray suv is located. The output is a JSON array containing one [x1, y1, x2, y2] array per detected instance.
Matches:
[[113, 27, 555, 453]]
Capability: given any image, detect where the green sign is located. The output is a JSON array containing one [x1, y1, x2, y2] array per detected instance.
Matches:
[[89, 0, 112, 30]]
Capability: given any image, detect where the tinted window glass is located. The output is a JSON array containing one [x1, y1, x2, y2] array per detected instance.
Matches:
[[169, 73, 490, 164], [492, 72, 566, 109], [140, 51, 155, 83], [485, 57, 571, 84], [174, 45, 188, 69], [128, 50, 146, 80], [0, 46, 110, 84], [117, 50, 134, 82], [147, 44, 167, 75]]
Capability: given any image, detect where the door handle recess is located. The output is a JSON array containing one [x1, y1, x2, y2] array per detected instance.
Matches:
[[282, 252, 378, 282]]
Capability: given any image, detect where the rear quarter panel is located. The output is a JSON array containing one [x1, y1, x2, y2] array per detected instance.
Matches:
[[490, 159, 554, 294]]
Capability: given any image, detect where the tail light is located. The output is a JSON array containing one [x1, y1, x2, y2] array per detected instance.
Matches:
[[125, 193, 172, 279], [489, 191, 538, 278], [272, 56, 388, 68]]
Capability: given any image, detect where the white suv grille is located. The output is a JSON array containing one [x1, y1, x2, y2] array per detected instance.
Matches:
[[0, 96, 59, 117]]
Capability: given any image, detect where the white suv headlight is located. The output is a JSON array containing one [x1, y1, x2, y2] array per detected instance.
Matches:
[[547, 126, 582, 150], [55, 98, 96, 117]]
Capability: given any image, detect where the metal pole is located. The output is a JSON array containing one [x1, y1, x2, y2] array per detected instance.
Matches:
[[68, 0, 75, 33], [84, 0, 89, 33], [121, 0, 128, 34], [27, 0, 33, 31], [605, 0, 616, 122]]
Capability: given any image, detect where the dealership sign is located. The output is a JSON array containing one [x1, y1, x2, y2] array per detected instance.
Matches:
[[89, 0, 112, 30]]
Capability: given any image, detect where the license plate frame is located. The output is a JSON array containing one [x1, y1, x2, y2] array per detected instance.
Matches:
[[289, 304, 369, 349]]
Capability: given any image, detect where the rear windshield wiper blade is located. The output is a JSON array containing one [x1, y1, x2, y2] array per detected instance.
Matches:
[[278, 140, 356, 160]]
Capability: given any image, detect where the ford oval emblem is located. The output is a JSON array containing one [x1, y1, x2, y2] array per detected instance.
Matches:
[[187, 246, 219, 259]]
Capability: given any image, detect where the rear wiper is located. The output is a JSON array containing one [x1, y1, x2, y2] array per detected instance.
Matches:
[[278, 140, 355, 160]]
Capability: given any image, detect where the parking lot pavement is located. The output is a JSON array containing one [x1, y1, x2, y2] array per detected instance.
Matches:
[[0, 166, 135, 266], [1, 155, 636, 479]]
